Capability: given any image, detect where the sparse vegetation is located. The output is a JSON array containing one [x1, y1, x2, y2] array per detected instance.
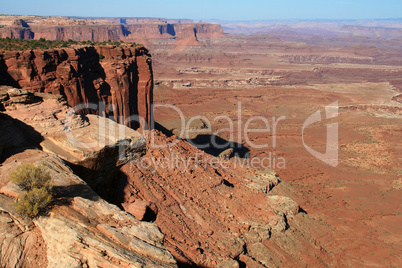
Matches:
[[14, 187, 53, 218], [0, 37, 139, 51], [10, 163, 52, 191], [10, 163, 53, 218]]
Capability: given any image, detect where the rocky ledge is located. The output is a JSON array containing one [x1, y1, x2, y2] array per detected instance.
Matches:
[[0, 88, 175, 267]]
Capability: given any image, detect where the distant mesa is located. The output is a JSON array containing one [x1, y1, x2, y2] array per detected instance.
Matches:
[[0, 15, 225, 43]]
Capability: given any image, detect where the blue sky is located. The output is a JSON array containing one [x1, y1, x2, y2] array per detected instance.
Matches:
[[1, 0, 401, 21]]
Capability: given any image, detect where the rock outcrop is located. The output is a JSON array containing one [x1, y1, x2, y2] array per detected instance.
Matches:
[[0, 196, 48, 268], [0, 45, 153, 130], [117, 131, 337, 267], [0, 150, 177, 268], [0, 92, 176, 267], [1, 89, 147, 204]]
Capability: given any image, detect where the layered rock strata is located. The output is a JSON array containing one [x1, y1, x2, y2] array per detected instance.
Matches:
[[0, 45, 153, 130]]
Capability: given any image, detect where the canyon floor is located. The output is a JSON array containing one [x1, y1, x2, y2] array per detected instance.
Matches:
[[150, 32, 402, 266]]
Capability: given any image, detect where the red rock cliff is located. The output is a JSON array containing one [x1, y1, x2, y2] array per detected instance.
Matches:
[[0, 22, 225, 42], [0, 45, 153, 129]]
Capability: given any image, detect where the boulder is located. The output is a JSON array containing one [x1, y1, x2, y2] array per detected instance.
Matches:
[[267, 214, 288, 233], [246, 169, 280, 194], [122, 200, 158, 221], [217, 259, 240, 268], [0, 86, 35, 107], [267, 195, 299, 216]]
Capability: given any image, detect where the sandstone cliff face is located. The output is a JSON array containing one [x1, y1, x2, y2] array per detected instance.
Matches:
[[0, 21, 225, 43], [173, 23, 225, 40], [0, 45, 153, 129]]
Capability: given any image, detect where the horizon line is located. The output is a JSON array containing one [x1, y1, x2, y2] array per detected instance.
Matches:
[[1, 14, 402, 23]]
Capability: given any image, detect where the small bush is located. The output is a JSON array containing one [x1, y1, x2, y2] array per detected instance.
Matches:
[[0, 37, 133, 51], [15, 187, 53, 218], [10, 163, 52, 191], [10, 163, 53, 218]]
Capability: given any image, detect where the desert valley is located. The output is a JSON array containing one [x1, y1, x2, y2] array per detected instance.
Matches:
[[0, 14, 401, 267]]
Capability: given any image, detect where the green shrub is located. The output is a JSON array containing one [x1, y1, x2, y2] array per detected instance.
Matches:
[[60, 41, 69, 48], [99, 54, 105, 60], [10, 163, 52, 191], [15, 187, 53, 218], [10, 163, 53, 218], [0, 38, 133, 51]]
